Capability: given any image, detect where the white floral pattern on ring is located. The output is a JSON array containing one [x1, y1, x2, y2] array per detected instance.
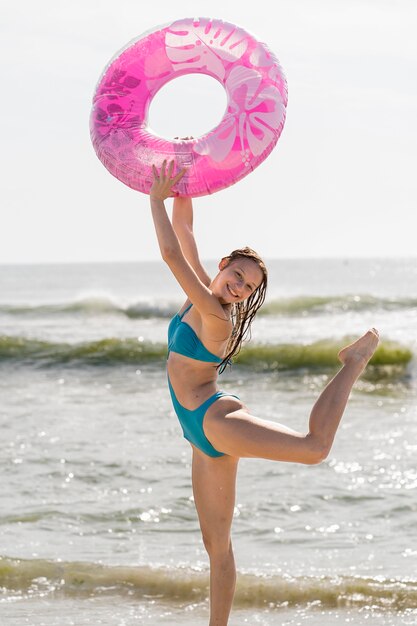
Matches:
[[165, 18, 251, 81], [195, 65, 285, 163]]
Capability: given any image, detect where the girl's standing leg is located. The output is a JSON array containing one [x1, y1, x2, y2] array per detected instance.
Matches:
[[191, 447, 239, 626]]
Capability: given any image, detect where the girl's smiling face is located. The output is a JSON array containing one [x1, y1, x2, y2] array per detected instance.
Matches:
[[213, 257, 264, 304]]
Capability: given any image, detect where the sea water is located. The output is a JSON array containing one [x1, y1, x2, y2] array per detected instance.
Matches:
[[1, 258, 416, 625]]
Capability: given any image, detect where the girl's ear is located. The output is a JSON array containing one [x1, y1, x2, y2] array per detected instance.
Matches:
[[219, 257, 229, 271]]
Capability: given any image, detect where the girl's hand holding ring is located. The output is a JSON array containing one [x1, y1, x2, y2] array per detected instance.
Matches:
[[150, 160, 186, 201]]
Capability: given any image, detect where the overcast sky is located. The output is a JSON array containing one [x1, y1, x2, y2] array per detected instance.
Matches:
[[1, 0, 416, 264]]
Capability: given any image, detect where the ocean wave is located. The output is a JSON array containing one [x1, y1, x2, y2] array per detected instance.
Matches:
[[0, 297, 177, 319], [0, 335, 412, 371], [1, 294, 417, 320], [261, 294, 417, 316], [235, 338, 413, 370], [1, 556, 416, 609], [0, 336, 166, 365]]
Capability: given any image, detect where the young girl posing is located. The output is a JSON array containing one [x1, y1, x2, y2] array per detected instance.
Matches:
[[150, 159, 379, 626]]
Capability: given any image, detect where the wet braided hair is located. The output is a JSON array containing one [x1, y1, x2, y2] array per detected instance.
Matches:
[[217, 247, 268, 373]]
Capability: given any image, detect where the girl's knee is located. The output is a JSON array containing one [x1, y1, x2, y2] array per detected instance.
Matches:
[[202, 532, 232, 558], [304, 433, 331, 464]]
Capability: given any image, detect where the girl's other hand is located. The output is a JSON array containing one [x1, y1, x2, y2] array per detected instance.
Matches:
[[150, 160, 186, 201]]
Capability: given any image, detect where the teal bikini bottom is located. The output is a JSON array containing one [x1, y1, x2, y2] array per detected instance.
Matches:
[[167, 376, 239, 458]]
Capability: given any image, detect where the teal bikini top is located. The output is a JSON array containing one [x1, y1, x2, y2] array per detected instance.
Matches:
[[168, 303, 223, 364]]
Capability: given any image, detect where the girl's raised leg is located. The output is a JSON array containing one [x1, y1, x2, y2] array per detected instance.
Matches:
[[191, 447, 239, 626], [204, 329, 379, 462]]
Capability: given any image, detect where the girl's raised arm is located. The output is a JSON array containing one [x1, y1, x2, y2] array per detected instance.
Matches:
[[172, 197, 211, 287], [150, 160, 227, 320]]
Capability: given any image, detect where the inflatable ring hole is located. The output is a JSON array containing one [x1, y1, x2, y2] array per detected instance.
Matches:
[[148, 73, 227, 140]]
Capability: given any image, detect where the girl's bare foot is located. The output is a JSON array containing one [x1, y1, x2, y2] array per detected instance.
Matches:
[[338, 328, 380, 368]]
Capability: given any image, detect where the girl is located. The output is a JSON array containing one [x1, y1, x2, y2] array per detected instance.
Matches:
[[150, 160, 379, 626]]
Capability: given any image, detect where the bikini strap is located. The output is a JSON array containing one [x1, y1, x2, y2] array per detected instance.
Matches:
[[178, 302, 193, 319]]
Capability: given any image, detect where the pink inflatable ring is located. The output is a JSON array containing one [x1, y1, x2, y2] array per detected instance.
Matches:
[[90, 18, 288, 197]]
